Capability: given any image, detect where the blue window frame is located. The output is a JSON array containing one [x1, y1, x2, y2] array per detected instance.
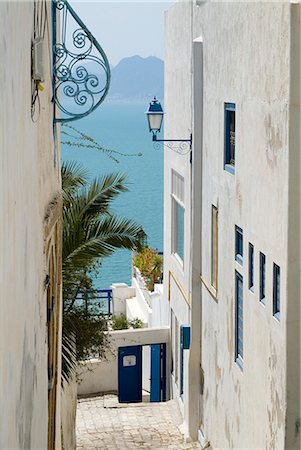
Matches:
[[249, 243, 254, 291], [235, 271, 243, 370], [273, 264, 280, 320], [235, 226, 243, 265], [224, 103, 236, 174], [259, 252, 266, 304]]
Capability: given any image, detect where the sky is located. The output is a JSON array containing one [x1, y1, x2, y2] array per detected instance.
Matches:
[[69, 1, 174, 67]]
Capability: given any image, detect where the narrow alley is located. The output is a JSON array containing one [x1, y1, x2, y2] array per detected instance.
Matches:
[[76, 394, 202, 449]]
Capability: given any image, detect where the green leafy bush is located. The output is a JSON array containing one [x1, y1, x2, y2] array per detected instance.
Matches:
[[111, 313, 129, 330], [111, 314, 144, 330]]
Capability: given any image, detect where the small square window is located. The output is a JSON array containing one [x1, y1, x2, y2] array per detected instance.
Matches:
[[224, 103, 236, 174], [235, 226, 243, 265], [249, 243, 254, 291], [259, 252, 266, 304], [273, 264, 280, 319]]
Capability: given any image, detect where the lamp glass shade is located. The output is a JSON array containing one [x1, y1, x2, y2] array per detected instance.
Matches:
[[146, 97, 164, 133]]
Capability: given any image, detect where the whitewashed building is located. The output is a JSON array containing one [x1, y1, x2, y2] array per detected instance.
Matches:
[[0, 1, 63, 448], [162, 1, 301, 448]]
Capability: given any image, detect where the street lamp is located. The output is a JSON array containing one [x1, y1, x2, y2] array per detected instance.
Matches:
[[146, 97, 192, 154]]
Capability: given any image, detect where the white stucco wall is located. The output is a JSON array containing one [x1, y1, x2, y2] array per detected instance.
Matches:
[[61, 378, 77, 450], [0, 1, 62, 448], [165, 1, 301, 448]]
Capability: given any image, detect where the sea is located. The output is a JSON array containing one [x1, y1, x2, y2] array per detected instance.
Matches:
[[61, 101, 163, 290]]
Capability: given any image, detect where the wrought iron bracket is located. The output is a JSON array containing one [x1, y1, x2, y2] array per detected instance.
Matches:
[[52, 0, 110, 123], [152, 133, 192, 155]]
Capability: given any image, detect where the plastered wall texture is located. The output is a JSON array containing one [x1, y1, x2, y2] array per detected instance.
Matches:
[[0, 1, 62, 448], [164, 1, 301, 449]]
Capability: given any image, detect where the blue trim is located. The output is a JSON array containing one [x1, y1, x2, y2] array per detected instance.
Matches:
[[249, 243, 254, 291], [259, 252, 266, 304], [273, 263, 280, 319], [235, 271, 243, 370], [235, 226, 243, 265]]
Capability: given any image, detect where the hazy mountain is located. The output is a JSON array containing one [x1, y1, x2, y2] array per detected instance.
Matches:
[[107, 55, 164, 101]]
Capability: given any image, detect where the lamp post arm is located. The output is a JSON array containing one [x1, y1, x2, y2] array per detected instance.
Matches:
[[152, 133, 192, 150]]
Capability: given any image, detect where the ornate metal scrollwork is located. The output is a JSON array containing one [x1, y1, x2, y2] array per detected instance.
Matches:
[[52, 0, 110, 123], [153, 140, 192, 155]]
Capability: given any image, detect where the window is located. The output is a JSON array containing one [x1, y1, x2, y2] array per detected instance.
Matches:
[[259, 252, 266, 304], [224, 103, 236, 173], [172, 170, 184, 263], [235, 226, 243, 265], [174, 202, 184, 260], [211, 205, 218, 290], [273, 264, 280, 319], [249, 243, 254, 291], [235, 271, 243, 370]]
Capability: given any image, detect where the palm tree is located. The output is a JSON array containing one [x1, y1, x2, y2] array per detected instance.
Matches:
[[61, 161, 145, 383]]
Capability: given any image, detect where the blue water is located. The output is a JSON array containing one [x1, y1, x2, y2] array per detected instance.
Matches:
[[62, 102, 163, 289]]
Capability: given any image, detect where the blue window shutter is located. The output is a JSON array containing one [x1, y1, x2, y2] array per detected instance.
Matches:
[[180, 325, 191, 350]]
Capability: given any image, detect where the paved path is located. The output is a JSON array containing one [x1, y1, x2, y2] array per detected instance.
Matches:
[[76, 394, 202, 449]]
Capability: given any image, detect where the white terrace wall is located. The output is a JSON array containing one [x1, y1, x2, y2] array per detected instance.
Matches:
[[0, 2, 62, 448]]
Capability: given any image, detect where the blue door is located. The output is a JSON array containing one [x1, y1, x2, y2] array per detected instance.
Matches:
[[118, 346, 142, 403], [150, 344, 166, 402]]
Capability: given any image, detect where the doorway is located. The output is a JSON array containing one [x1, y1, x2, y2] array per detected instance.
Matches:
[[118, 343, 166, 403]]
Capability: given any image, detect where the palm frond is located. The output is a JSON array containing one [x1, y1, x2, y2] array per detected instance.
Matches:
[[63, 215, 145, 270], [78, 173, 128, 219], [61, 316, 77, 386], [61, 161, 89, 205]]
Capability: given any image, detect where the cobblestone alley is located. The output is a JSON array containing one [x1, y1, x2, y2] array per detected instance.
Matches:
[[76, 394, 202, 449]]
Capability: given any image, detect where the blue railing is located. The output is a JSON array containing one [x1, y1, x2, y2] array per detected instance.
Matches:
[[75, 289, 112, 317]]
